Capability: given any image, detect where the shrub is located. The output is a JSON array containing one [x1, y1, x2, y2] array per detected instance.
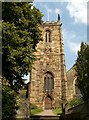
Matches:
[[53, 108, 62, 115], [31, 108, 43, 115], [31, 103, 37, 109], [2, 85, 18, 120], [69, 98, 84, 107]]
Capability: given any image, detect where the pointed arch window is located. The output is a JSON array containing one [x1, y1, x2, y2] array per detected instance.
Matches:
[[44, 72, 54, 92], [45, 30, 51, 43]]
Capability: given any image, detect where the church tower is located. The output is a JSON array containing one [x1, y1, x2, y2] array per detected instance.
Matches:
[[30, 15, 67, 109]]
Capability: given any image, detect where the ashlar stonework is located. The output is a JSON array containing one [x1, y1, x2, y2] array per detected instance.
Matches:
[[30, 16, 67, 109]]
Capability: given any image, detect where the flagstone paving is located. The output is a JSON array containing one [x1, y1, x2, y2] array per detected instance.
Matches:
[[36, 110, 58, 116]]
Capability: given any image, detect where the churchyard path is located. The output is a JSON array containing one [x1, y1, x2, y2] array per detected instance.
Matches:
[[36, 110, 57, 116]]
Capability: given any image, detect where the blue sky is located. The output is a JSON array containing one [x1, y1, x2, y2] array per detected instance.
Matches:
[[34, 1, 87, 71], [24, 1, 88, 83]]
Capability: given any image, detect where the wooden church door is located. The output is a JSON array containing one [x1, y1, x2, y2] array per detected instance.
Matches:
[[45, 96, 52, 109]]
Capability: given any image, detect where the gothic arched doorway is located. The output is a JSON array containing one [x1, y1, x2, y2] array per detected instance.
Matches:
[[45, 95, 52, 109], [44, 72, 54, 109]]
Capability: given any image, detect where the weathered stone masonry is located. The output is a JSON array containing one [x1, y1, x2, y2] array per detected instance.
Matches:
[[30, 16, 67, 109]]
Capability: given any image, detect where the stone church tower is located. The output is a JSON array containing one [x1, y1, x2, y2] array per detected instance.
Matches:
[[30, 15, 67, 109]]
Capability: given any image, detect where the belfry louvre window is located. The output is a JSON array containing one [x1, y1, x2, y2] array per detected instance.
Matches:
[[45, 30, 51, 43], [44, 72, 54, 92]]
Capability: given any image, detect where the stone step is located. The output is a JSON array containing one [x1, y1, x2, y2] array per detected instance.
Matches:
[[16, 115, 84, 120], [30, 116, 60, 120]]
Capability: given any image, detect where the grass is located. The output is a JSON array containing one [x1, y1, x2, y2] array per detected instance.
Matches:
[[53, 108, 62, 115], [31, 108, 43, 115], [69, 98, 84, 107]]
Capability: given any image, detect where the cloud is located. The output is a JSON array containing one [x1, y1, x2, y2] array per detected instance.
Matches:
[[40, 4, 52, 21], [67, 41, 81, 54], [43, 4, 61, 14], [39, 1, 87, 24], [66, 1, 87, 24], [55, 8, 61, 14], [63, 29, 76, 42], [43, 4, 52, 13], [62, 29, 81, 54], [37, 3, 62, 21]]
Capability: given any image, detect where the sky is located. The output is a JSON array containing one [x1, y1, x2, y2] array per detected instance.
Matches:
[[24, 0, 88, 83], [34, 1, 87, 71]]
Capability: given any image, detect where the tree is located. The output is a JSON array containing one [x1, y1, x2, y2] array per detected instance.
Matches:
[[2, 2, 43, 119], [75, 42, 89, 101], [2, 79, 18, 120], [2, 2, 43, 91]]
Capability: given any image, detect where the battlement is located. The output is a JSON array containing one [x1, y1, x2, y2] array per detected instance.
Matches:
[[42, 20, 62, 27], [42, 14, 61, 26]]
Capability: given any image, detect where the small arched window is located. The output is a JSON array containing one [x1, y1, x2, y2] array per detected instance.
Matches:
[[45, 30, 51, 43]]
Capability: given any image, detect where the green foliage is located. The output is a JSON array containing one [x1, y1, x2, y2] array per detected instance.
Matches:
[[53, 108, 62, 115], [2, 80, 18, 120], [75, 42, 89, 101], [69, 98, 84, 107], [31, 108, 43, 115], [2, 2, 43, 119], [30, 103, 43, 115], [31, 103, 37, 109], [2, 2, 43, 91]]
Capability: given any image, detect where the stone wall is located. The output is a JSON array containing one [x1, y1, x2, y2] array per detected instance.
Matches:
[[66, 102, 89, 120], [16, 87, 30, 119], [30, 19, 67, 109], [67, 65, 81, 100]]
